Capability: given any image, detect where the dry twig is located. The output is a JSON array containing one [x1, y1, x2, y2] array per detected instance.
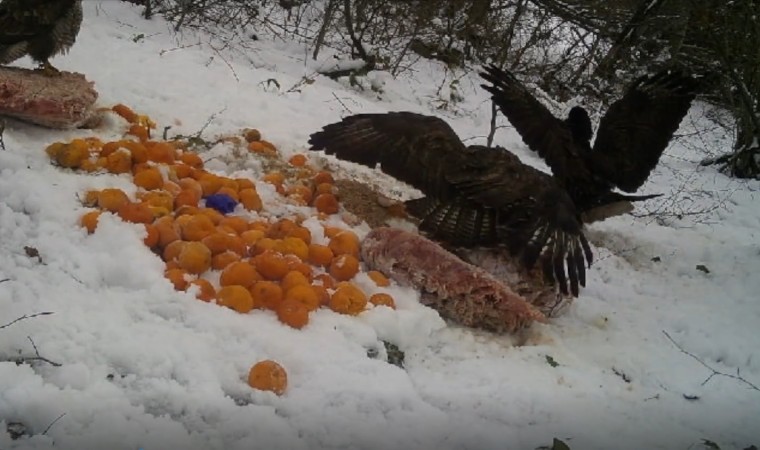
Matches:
[[663, 330, 759, 392], [0, 312, 54, 330]]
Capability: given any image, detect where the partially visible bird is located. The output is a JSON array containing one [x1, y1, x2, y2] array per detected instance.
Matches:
[[0, 0, 83, 75], [480, 65, 699, 222], [308, 112, 593, 297]]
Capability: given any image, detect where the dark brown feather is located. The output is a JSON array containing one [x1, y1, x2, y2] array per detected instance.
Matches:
[[480, 64, 698, 211], [0, 0, 83, 70], [479, 65, 595, 186], [308, 112, 592, 296], [592, 70, 700, 192]]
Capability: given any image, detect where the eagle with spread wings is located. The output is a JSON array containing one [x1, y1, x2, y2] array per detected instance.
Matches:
[[0, 0, 83, 75], [480, 65, 699, 222], [308, 66, 698, 296]]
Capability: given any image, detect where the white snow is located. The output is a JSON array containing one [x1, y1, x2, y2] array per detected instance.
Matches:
[[1, 3, 759, 450]]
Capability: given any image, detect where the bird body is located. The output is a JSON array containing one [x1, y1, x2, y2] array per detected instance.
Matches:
[[480, 64, 699, 218], [308, 112, 592, 296], [0, 0, 83, 74], [308, 65, 697, 297]]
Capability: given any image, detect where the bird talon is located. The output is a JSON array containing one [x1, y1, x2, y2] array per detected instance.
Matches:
[[35, 61, 62, 77]]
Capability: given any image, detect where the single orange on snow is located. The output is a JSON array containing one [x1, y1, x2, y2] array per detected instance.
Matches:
[[97, 188, 130, 213], [315, 182, 336, 195], [240, 229, 266, 248], [133, 167, 164, 190], [329, 283, 367, 316], [198, 173, 224, 197], [200, 232, 233, 255], [283, 284, 320, 312], [105, 149, 133, 174], [328, 230, 360, 257], [164, 268, 189, 291], [313, 193, 339, 214], [112, 103, 138, 123], [239, 188, 263, 212], [284, 257, 313, 279], [154, 216, 181, 248], [251, 237, 277, 256], [313, 273, 336, 289], [329, 253, 360, 281], [141, 190, 174, 211], [288, 154, 307, 167], [188, 278, 216, 302], [369, 293, 396, 309], [275, 237, 309, 261], [219, 261, 261, 288], [243, 128, 262, 143], [262, 171, 285, 187], [311, 283, 330, 306], [211, 250, 242, 271], [267, 218, 297, 239], [307, 243, 333, 267], [218, 216, 248, 235], [217, 285, 254, 313], [287, 185, 313, 205], [248, 141, 278, 157], [143, 223, 160, 248], [247, 360, 287, 395], [55, 142, 90, 168], [285, 224, 311, 245], [177, 241, 212, 275], [254, 250, 290, 280], [313, 170, 335, 185], [146, 141, 176, 164], [280, 270, 310, 293], [162, 240, 187, 263], [179, 151, 204, 169], [174, 189, 200, 209], [250, 280, 283, 310], [117, 202, 154, 224], [80, 210, 101, 234], [367, 270, 390, 287], [276, 298, 310, 329], [180, 213, 216, 241]]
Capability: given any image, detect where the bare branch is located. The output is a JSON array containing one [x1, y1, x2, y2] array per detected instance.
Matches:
[[0, 312, 54, 330], [663, 330, 759, 392]]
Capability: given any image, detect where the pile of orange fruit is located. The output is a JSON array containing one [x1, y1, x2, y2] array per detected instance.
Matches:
[[47, 104, 399, 395]]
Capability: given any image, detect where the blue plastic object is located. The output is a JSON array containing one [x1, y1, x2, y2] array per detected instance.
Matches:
[[204, 193, 238, 214]]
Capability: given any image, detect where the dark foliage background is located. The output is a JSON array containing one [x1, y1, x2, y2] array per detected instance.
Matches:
[[126, 0, 760, 178]]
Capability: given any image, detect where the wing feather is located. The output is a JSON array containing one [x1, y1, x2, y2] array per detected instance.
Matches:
[[479, 64, 593, 183], [308, 112, 593, 296], [308, 112, 468, 199], [592, 69, 699, 192]]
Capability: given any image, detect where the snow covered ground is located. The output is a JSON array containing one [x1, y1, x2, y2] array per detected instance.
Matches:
[[1, 2, 759, 449]]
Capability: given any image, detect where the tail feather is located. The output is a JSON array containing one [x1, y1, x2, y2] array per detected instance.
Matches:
[[406, 197, 500, 247], [521, 218, 592, 297]]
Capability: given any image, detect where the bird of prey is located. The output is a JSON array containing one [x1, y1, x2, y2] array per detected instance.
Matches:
[[308, 112, 593, 296], [307, 67, 697, 297], [480, 64, 699, 222], [0, 0, 83, 75]]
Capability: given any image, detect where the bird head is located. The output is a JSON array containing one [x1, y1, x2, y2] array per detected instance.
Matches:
[[565, 106, 593, 147]]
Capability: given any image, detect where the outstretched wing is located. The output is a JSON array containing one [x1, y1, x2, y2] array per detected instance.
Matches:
[[309, 116, 592, 296], [308, 112, 475, 201], [479, 64, 592, 183], [591, 69, 699, 192]]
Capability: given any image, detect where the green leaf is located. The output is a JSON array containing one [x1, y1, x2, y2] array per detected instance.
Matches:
[[545, 355, 559, 367]]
